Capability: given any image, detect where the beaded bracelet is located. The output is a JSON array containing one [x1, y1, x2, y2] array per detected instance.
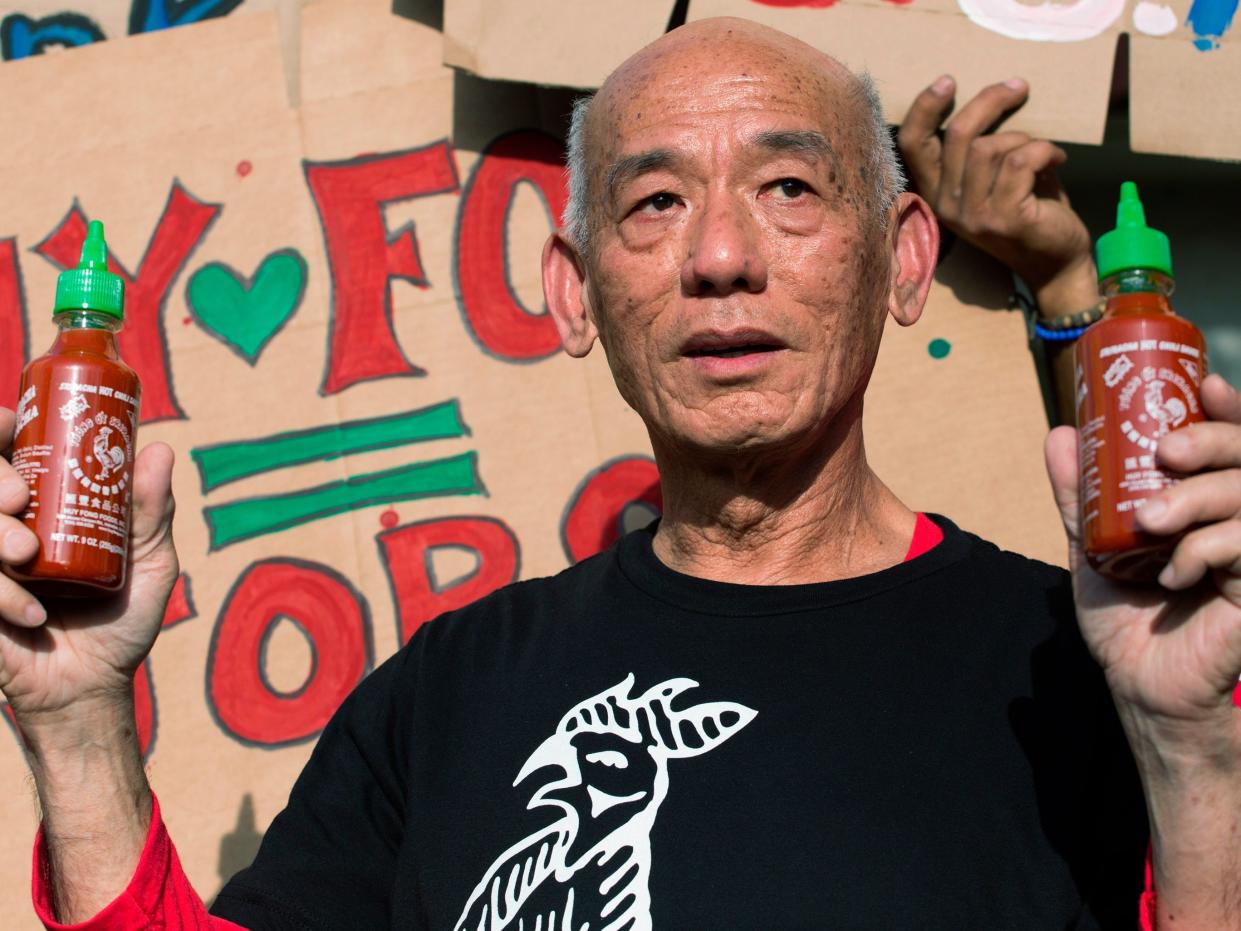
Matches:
[[1033, 321, 1092, 342], [1037, 300, 1106, 332]]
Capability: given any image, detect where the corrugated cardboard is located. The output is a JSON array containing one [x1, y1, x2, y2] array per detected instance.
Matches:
[[1130, 33, 1241, 160], [443, 0, 677, 88], [688, 0, 1117, 145], [438, 0, 1241, 160], [0, 3, 1063, 926]]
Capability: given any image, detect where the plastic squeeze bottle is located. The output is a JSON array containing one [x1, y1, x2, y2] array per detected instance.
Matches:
[[1075, 183, 1206, 583], [8, 221, 141, 595]]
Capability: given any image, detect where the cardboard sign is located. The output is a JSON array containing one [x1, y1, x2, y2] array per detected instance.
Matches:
[[442, 0, 677, 89], [0, 2, 1063, 925], [438, 0, 1241, 160], [689, 0, 1116, 144]]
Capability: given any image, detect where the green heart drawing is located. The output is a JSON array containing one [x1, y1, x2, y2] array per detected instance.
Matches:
[[187, 249, 308, 364]]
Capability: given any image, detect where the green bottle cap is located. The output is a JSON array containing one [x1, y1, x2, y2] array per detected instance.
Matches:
[[1095, 181, 1173, 280], [53, 220, 125, 318]]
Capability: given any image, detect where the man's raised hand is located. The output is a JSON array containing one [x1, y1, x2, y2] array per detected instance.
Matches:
[[0, 406, 179, 735], [898, 75, 1098, 316], [1044, 374, 1241, 726]]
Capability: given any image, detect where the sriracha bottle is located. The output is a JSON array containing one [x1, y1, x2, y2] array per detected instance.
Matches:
[[8, 220, 141, 595], [1076, 183, 1206, 583]]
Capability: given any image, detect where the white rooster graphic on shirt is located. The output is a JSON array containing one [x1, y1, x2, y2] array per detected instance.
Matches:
[[454, 674, 756, 931]]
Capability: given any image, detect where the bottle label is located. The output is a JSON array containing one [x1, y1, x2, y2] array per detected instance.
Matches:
[[13, 377, 138, 559], [1078, 332, 1205, 554]]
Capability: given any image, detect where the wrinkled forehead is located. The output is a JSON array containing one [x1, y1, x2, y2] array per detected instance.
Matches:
[[590, 28, 863, 164]]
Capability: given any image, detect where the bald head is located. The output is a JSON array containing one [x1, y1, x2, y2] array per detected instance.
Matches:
[[563, 17, 903, 253]]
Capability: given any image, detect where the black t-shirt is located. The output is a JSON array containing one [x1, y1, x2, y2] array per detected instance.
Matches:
[[212, 516, 1148, 930]]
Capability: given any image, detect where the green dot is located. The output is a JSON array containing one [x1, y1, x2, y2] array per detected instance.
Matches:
[[927, 338, 952, 359]]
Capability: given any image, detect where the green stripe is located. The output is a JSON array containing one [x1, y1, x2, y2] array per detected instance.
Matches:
[[190, 401, 468, 492], [204, 452, 483, 550]]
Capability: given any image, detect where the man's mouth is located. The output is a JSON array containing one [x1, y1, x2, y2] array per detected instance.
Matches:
[[686, 344, 782, 358], [681, 330, 786, 359]]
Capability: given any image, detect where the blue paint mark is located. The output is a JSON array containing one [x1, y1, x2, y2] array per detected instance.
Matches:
[[128, 0, 246, 35], [0, 13, 104, 61], [1187, 0, 1238, 50]]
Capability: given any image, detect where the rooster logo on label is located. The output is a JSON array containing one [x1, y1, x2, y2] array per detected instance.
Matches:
[[455, 675, 756, 931], [1117, 363, 1201, 450]]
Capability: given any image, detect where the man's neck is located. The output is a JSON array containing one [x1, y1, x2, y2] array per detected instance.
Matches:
[[650, 415, 915, 586]]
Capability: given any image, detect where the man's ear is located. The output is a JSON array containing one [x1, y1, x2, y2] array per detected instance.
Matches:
[[543, 233, 598, 358], [886, 192, 939, 328]]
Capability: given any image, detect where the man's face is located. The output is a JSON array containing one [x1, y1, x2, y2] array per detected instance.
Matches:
[[578, 42, 894, 461]]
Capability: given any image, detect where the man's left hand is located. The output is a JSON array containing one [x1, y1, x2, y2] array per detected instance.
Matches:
[[1046, 372, 1241, 751]]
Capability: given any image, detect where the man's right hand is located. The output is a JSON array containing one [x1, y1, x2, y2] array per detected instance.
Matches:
[[1, 405, 180, 922], [0, 405, 178, 736]]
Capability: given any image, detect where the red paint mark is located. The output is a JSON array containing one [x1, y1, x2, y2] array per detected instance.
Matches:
[[161, 573, 197, 629], [750, 0, 840, 6], [34, 185, 221, 422], [207, 559, 370, 746], [379, 516, 519, 644], [456, 131, 565, 361], [304, 143, 460, 395], [380, 508, 399, 529], [1, 704, 20, 746], [236, 160, 253, 178], [0, 238, 28, 412], [562, 457, 662, 564], [134, 660, 156, 759]]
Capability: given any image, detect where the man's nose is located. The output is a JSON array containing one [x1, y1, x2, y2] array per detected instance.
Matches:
[[680, 193, 768, 296]]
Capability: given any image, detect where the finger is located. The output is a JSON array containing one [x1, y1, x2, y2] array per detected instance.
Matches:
[[939, 79, 1030, 211], [991, 139, 1068, 213], [0, 407, 13, 454], [1157, 517, 1241, 591], [897, 74, 955, 198], [0, 465, 29, 517], [1154, 421, 1241, 475], [128, 443, 175, 560], [1138, 468, 1241, 538], [0, 573, 46, 628], [0, 515, 39, 566], [959, 131, 1032, 216], [1202, 373, 1241, 425], [993, 140, 1068, 207], [1045, 425, 1081, 545]]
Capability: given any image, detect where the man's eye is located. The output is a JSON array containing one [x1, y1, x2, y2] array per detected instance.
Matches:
[[641, 192, 677, 212], [775, 178, 809, 199]]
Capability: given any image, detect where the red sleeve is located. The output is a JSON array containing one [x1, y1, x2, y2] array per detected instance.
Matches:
[[1139, 845, 1156, 931], [32, 792, 246, 931]]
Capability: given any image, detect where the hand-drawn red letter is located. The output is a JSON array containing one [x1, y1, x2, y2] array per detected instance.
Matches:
[[207, 559, 371, 747], [0, 238, 27, 411], [455, 131, 566, 361], [378, 516, 520, 644], [304, 143, 460, 395], [33, 185, 221, 422], [562, 456, 662, 563]]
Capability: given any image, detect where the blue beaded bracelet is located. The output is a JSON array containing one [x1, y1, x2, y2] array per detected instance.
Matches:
[[1033, 321, 1091, 342]]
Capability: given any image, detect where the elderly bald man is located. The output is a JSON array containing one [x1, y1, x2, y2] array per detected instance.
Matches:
[[4, 17, 1241, 931]]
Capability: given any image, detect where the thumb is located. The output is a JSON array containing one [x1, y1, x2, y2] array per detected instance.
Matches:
[[128, 443, 176, 569], [1044, 426, 1084, 564]]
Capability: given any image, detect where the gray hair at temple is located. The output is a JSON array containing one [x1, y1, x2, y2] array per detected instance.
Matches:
[[561, 71, 906, 255]]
